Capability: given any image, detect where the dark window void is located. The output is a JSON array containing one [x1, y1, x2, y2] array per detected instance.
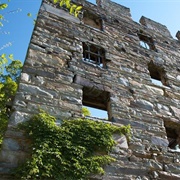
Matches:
[[138, 33, 156, 51], [83, 42, 106, 68], [164, 121, 180, 150], [83, 10, 102, 30], [82, 86, 111, 120], [148, 61, 168, 86]]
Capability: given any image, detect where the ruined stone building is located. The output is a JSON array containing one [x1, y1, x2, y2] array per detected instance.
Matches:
[[0, 0, 180, 179]]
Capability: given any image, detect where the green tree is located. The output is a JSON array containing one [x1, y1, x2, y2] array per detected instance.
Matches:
[[0, 2, 8, 26], [0, 54, 22, 145], [0, 1, 23, 145]]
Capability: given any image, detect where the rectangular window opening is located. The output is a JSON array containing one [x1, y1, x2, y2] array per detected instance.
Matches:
[[140, 41, 150, 50], [82, 86, 111, 120], [164, 121, 180, 151], [138, 33, 156, 51], [148, 61, 168, 87], [83, 106, 108, 119], [83, 42, 106, 68], [83, 10, 102, 30]]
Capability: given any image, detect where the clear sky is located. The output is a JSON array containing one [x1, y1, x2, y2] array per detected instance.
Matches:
[[1, 0, 180, 118]]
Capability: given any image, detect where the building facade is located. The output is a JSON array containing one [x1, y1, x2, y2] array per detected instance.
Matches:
[[0, 0, 180, 179]]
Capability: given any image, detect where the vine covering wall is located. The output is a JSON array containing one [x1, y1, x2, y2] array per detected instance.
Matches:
[[16, 111, 130, 179]]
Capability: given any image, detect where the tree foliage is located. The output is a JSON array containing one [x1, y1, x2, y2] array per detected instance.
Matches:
[[0, 0, 23, 145], [16, 111, 131, 179], [0, 54, 22, 144], [0, 1, 8, 27]]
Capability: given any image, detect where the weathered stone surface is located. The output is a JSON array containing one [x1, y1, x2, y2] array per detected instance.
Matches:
[[159, 171, 180, 180], [144, 85, 164, 96], [0, 150, 29, 166], [176, 31, 180, 40], [131, 99, 154, 111], [9, 111, 30, 125], [2, 139, 20, 151], [19, 83, 57, 98], [20, 73, 30, 82], [154, 56, 164, 66], [170, 106, 180, 118], [151, 136, 169, 147], [146, 160, 162, 171], [140, 16, 172, 37], [41, 3, 80, 23], [1, 0, 180, 179], [113, 135, 128, 149], [177, 75, 180, 81], [118, 77, 129, 87]]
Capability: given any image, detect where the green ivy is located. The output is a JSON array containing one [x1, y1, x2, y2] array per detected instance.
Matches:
[[52, 0, 83, 17], [82, 106, 91, 117], [16, 111, 131, 179]]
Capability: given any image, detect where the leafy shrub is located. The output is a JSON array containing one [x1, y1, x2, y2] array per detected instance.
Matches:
[[16, 111, 131, 179]]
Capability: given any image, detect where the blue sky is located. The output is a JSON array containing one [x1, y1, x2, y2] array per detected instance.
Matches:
[[1, 0, 180, 118]]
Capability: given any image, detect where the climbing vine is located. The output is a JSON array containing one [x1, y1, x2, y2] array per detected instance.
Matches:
[[52, 0, 83, 17], [16, 111, 131, 179]]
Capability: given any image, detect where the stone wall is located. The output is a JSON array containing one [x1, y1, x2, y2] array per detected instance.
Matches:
[[0, 0, 180, 179]]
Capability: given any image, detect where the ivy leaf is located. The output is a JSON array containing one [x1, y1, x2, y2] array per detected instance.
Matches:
[[70, 4, 77, 14], [65, 0, 71, 9], [60, 0, 65, 7], [76, 6, 82, 11], [53, 0, 59, 3]]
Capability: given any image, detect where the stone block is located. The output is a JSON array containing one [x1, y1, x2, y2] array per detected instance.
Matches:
[[113, 135, 128, 149], [170, 106, 180, 118], [20, 73, 30, 82], [99, 0, 131, 18], [130, 99, 154, 111], [41, 3, 80, 24], [176, 31, 180, 40], [159, 171, 180, 180], [2, 139, 20, 151], [151, 136, 169, 147], [0, 150, 29, 166], [9, 111, 30, 125]]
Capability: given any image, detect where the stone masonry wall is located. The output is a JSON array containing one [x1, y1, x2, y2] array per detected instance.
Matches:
[[0, 0, 180, 179]]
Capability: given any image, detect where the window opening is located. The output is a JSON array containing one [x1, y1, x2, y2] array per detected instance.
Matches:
[[82, 86, 111, 120], [83, 10, 102, 30], [148, 61, 167, 86], [138, 33, 156, 51], [83, 106, 108, 119], [83, 42, 106, 68], [164, 121, 180, 150], [140, 41, 150, 49]]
